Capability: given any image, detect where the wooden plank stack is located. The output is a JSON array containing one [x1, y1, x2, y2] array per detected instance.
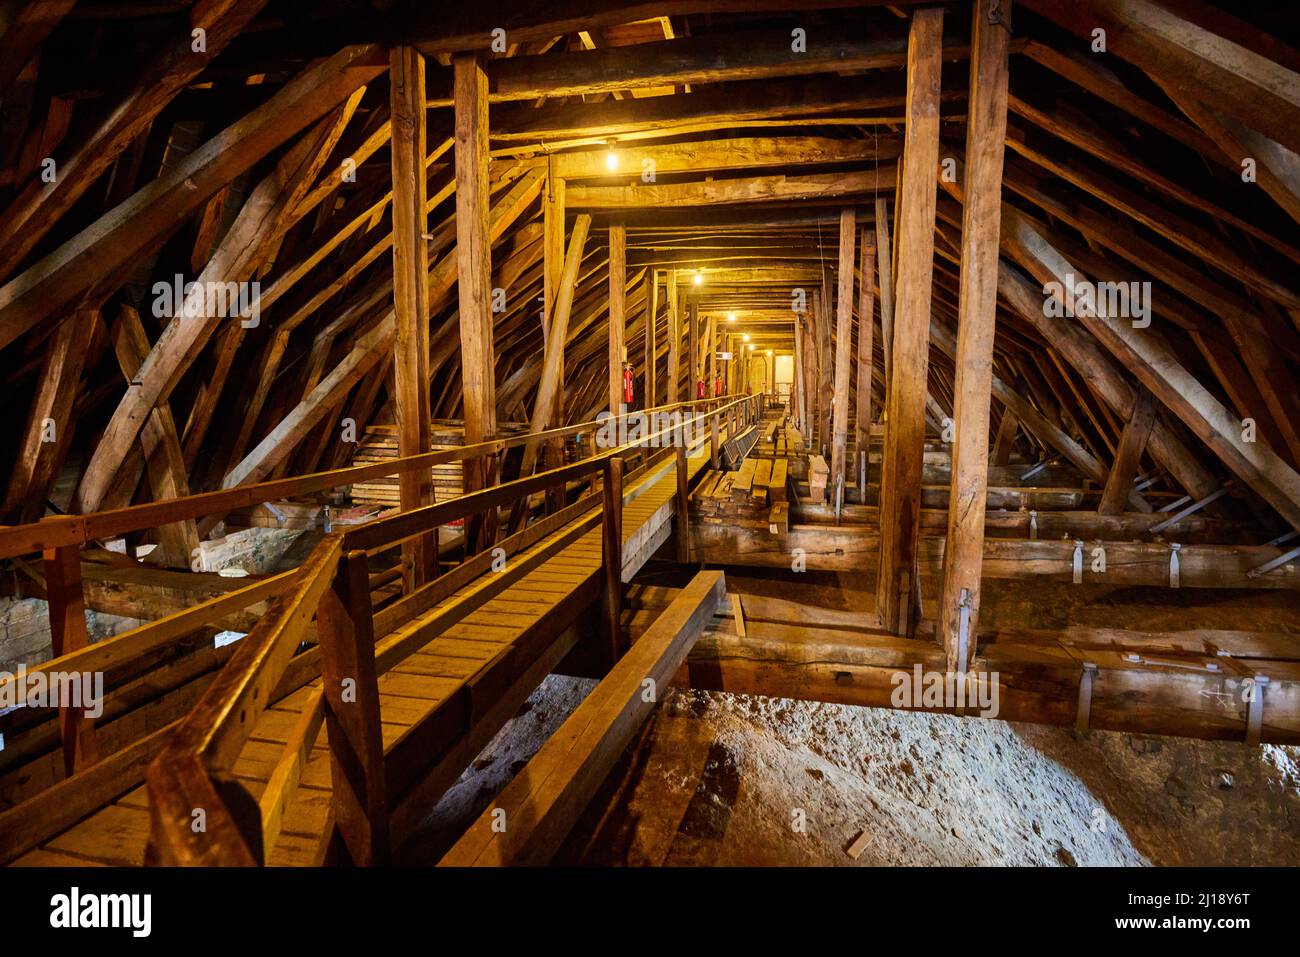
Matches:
[[349, 421, 528, 508]]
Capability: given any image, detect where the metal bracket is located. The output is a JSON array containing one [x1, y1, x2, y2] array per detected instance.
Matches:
[[263, 502, 286, 527], [323, 504, 333, 534], [1150, 486, 1229, 533], [1245, 675, 1269, 746], [1020, 460, 1049, 482], [1075, 662, 1098, 732], [1168, 542, 1181, 588], [1247, 542, 1300, 580], [988, 0, 1012, 29], [955, 588, 973, 677], [1028, 509, 1038, 540], [1072, 539, 1084, 584]]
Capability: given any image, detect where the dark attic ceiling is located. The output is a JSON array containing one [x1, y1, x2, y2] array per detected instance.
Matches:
[[0, 0, 1299, 544]]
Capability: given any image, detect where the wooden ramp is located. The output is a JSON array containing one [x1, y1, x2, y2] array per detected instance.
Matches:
[[6, 446, 711, 867]]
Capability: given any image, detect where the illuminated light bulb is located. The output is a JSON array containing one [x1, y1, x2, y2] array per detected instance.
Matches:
[[765, 349, 773, 356], [742, 333, 751, 342], [693, 273, 703, 285], [605, 146, 618, 171], [727, 313, 736, 322]]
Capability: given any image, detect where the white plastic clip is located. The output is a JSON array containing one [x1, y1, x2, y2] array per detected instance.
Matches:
[[1029, 510, 1038, 540], [1168, 542, 1181, 588], [955, 588, 973, 677], [1072, 539, 1084, 584]]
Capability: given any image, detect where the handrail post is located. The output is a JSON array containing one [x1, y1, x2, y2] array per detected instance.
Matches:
[[601, 456, 625, 667], [316, 549, 390, 864], [709, 412, 720, 470], [43, 542, 98, 775], [674, 444, 691, 564], [545, 433, 566, 513]]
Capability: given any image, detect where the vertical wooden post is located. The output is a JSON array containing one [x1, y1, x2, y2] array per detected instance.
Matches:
[[453, 52, 497, 553], [688, 300, 700, 401], [390, 46, 433, 590], [793, 315, 806, 432], [645, 269, 657, 409], [316, 549, 389, 864], [875, 196, 894, 387], [543, 159, 568, 511], [710, 413, 720, 469], [608, 221, 626, 416], [44, 543, 97, 775], [856, 228, 877, 500], [817, 280, 834, 456], [803, 307, 818, 441], [601, 456, 625, 667], [706, 314, 717, 397], [877, 7, 944, 637], [666, 270, 680, 403], [674, 444, 691, 563], [938, 0, 1010, 670], [830, 208, 856, 497]]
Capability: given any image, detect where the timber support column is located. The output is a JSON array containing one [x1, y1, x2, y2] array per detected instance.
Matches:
[[689, 299, 700, 401], [856, 228, 876, 501], [645, 269, 657, 409], [938, 0, 1011, 671], [543, 162, 567, 511], [453, 52, 498, 552], [609, 221, 626, 417], [45, 542, 97, 774], [877, 6, 944, 637], [830, 208, 856, 499], [389, 46, 433, 589], [667, 270, 680, 403]]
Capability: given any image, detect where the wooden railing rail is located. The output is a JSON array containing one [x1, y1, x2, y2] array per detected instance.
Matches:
[[0, 395, 747, 561], [142, 392, 761, 864]]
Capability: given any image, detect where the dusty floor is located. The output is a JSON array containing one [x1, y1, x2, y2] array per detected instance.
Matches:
[[398, 569, 1300, 867]]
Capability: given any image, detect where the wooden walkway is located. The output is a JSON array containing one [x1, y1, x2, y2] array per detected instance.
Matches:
[[10, 446, 710, 867]]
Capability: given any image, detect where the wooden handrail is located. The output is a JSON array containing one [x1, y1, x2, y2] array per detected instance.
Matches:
[[0, 395, 747, 560], [141, 392, 760, 864], [343, 396, 755, 553], [147, 536, 342, 864]]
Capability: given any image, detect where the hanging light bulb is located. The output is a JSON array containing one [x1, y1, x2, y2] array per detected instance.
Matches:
[[693, 272, 703, 285], [605, 139, 618, 171], [742, 333, 751, 342], [727, 313, 736, 322]]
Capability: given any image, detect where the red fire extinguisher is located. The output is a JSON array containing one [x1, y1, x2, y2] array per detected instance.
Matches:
[[696, 378, 707, 400], [622, 364, 635, 405], [714, 374, 724, 397]]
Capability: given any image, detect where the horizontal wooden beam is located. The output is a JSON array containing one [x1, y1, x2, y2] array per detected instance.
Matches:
[[565, 167, 897, 209], [678, 619, 1300, 744]]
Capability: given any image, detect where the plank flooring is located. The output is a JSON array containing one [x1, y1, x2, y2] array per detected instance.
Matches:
[[9, 446, 709, 867]]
